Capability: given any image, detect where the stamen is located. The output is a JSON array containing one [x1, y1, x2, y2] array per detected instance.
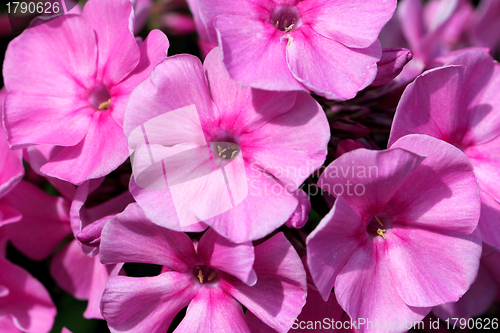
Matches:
[[98, 99, 111, 110], [208, 271, 217, 281], [284, 24, 294, 32], [197, 270, 204, 283], [375, 216, 384, 227], [377, 228, 387, 239]]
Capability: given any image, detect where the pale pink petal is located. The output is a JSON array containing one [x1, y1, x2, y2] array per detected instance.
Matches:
[[0, 316, 21, 333], [388, 134, 480, 234], [318, 147, 425, 218], [220, 233, 307, 333], [129, 178, 208, 233], [299, 0, 396, 48], [387, 226, 481, 307], [475, 190, 500, 251], [214, 16, 307, 91], [397, 0, 424, 56], [101, 273, 198, 333], [82, 0, 140, 86], [40, 111, 129, 185], [2, 181, 71, 260], [286, 26, 380, 100], [174, 287, 251, 333], [335, 243, 431, 333], [0, 124, 23, 197], [307, 195, 366, 301], [0, 259, 56, 333], [242, 92, 329, 190], [123, 54, 213, 138], [201, 166, 298, 243], [197, 228, 256, 286], [100, 203, 197, 272]]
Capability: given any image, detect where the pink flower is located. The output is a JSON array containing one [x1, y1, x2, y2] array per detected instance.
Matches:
[[2, 0, 169, 185], [124, 48, 329, 242], [307, 134, 481, 333], [469, 0, 500, 56], [389, 49, 500, 250], [99, 203, 307, 333], [0, 256, 56, 333], [195, 0, 396, 100]]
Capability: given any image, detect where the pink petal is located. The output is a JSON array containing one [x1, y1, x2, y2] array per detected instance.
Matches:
[[387, 226, 481, 307], [174, 286, 251, 333], [388, 134, 480, 234], [40, 111, 129, 185], [286, 26, 380, 100], [0, 316, 21, 333], [111, 28, 169, 126], [129, 177, 208, 233], [201, 166, 298, 243], [335, 242, 431, 333], [82, 0, 140, 86], [2, 181, 71, 260], [203, 48, 299, 133], [197, 228, 257, 286], [371, 48, 413, 86], [299, 0, 396, 49], [242, 92, 329, 190], [307, 195, 366, 301], [214, 16, 307, 91], [0, 258, 56, 333], [100, 203, 198, 272], [123, 54, 213, 138], [101, 273, 198, 333], [318, 147, 425, 218], [3, 14, 97, 148], [220, 233, 307, 333], [388, 65, 467, 147], [0, 122, 23, 197], [285, 188, 311, 229]]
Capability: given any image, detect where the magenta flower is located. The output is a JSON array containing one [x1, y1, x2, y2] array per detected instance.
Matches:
[[124, 48, 329, 242], [389, 49, 500, 250], [2, 0, 169, 185], [196, 0, 396, 100], [307, 134, 481, 332], [99, 203, 307, 333]]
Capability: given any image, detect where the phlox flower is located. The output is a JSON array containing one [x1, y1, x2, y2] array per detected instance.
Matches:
[[389, 49, 500, 250], [2, 0, 169, 185], [307, 134, 482, 333], [99, 203, 307, 333], [124, 48, 329, 242], [195, 0, 396, 100]]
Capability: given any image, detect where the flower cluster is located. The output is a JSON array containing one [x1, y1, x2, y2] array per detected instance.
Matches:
[[1, 0, 500, 332]]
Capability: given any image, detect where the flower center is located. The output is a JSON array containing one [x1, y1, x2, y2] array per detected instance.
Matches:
[[367, 216, 390, 239], [209, 141, 241, 169], [271, 6, 301, 32], [193, 265, 219, 284], [89, 85, 111, 111]]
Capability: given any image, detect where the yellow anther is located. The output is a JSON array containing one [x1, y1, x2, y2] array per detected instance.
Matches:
[[98, 99, 111, 110], [285, 24, 294, 32], [230, 150, 237, 159], [197, 270, 204, 283], [376, 228, 387, 239], [218, 146, 227, 157], [375, 216, 384, 227], [275, 21, 279, 28], [208, 271, 217, 281]]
